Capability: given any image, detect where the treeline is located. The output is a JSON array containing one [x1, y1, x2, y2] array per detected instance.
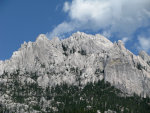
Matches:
[[0, 71, 150, 113]]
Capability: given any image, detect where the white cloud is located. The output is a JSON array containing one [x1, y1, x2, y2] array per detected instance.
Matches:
[[138, 36, 150, 52], [122, 37, 129, 44], [63, 2, 70, 12], [102, 31, 111, 39], [48, 0, 150, 39], [47, 22, 75, 39], [47, 21, 82, 39]]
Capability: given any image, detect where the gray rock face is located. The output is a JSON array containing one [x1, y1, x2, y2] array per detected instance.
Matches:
[[0, 32, 150, 97]]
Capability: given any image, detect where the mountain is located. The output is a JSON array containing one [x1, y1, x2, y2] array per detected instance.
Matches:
[[0, 32, 150, 113]]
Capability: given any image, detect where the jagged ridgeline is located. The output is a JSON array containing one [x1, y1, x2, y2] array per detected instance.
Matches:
[[0, 32, 150, 113]]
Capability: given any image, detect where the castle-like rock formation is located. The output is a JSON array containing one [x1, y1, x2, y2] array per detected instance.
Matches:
[[0, 32, 150, 97]]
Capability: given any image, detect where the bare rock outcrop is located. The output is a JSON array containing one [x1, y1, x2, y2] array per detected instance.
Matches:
[[0, 32, 150, 97]]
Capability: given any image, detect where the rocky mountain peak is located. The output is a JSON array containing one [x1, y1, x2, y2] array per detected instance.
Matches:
[[0, 32, 150, 98], [36, 34, 48, 42], [139, 50, 150, 62], [51, 37, 60, 45], [0, 32, 150, 113], [116, 40, 126, 50]]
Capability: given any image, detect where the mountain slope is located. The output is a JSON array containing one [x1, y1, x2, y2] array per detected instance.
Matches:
[[0, 32, 150, 112]]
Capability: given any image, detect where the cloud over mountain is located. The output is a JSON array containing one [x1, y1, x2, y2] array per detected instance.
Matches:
[[138, 36, 150, 52], [48, 0, 150, 40]]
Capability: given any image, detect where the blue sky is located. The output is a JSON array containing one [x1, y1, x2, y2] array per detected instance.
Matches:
[[0, 0, 150, 60]]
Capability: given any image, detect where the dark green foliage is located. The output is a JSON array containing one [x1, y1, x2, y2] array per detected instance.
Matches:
[[62, 44, 68, 51], [147, 61, 150, 66], [46, 80, 150, 113], [95, 68, 104, 74], [12, 95, 25, 103], [72, 47, 76, 53], [0, 71, 150, 113], [70, 47, 76, 54], [41, 63, 46, 68], [32, 105, 41, 111], [0, 104, 12, 113], [78, 49, 87, 55], [30, 72, 38, 80], [62, 44, 69, 56], [63, 52, 68, 56], [137, 63, 143, 70]]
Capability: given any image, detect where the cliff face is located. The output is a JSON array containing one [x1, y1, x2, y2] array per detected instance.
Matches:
[[0, 32, 150, 97]]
